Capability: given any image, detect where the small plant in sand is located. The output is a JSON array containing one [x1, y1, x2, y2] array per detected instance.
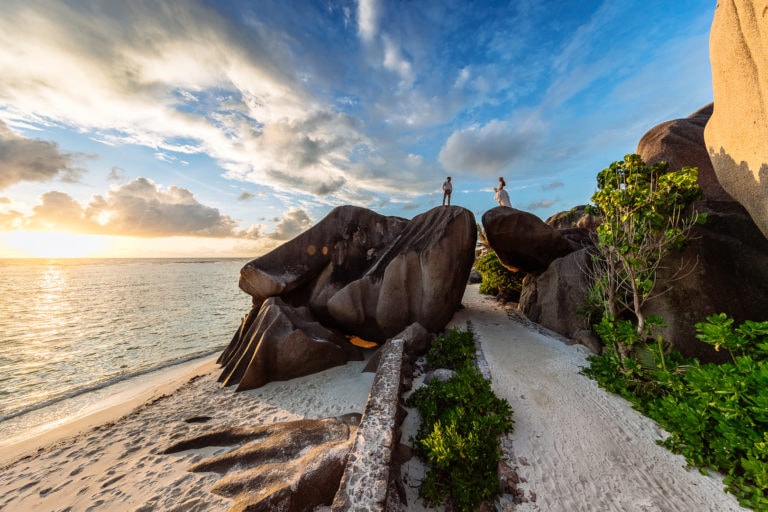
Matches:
[[426, 325, 475, 370], [406, 324, 513, 511]]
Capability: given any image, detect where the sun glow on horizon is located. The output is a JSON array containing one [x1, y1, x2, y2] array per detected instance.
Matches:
[[0, 231, 275, 258], [0, 231, 113, 258]]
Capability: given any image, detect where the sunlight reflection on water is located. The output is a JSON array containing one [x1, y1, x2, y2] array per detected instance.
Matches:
[[0, 258, 252, 425]]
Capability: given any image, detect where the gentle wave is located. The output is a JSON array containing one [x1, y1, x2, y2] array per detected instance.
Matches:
[[0, 257, 252, 437], [0, 348, 223, 424]]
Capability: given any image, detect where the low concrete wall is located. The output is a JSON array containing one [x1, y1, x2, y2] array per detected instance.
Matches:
[[329, 338, 405, 511]]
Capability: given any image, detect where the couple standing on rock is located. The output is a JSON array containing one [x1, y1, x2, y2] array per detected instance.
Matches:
[[442, 176, 511, 207]]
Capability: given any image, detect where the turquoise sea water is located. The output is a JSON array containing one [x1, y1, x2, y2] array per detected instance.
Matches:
[[0, 258, 252, 442]]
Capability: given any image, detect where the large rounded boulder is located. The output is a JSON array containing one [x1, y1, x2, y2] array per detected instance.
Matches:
[[326, 206, 477, 340], [638, 104, 734, 203], [239, 205, 408, 305], [220, 205, 476, 389], [482, 206, 578, 274], [704, 0, 768, 239]]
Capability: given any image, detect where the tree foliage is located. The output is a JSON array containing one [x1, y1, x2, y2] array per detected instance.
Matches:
[[587, 154, 703, 361]]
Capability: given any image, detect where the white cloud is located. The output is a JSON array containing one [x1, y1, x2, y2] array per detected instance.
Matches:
[[357, 0, 379, 43], [438, 119, 542, 175], [454, 66, 471, 89], [270, 207, 313, 240], [0, 0, 355, 199], [7, 177, 258, 238], [382, 35, 414, 88]]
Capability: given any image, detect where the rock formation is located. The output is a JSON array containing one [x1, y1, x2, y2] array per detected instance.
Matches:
[[704, 0, 768, 239], [164, 416, 359, 512], [482, 206, 584, 274], [238, 205, 409, 306], [325, 206, 476, 340], [221, 205, 476, 390], [637, 104, 734, 203], [518, 249, 593, 345], [519, 110, 768, 360], [642, 201, 768, 361], [217, 297, 362, 391]]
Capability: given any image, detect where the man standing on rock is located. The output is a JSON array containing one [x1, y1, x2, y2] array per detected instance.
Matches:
[[442, 176, 453, 206]]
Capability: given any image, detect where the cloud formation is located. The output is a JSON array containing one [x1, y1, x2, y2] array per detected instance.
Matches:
[[0, 176, 317, 242], [0, 1, 367, 201], [357, 0, 379, 43], [438, 120, 537, 175], [270, 208, 313, 240], [0, 121, 84, 189], [4, 178, 245, 238], [0, 0, 717, 241]]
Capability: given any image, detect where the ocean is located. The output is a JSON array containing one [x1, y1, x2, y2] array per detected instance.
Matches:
[[0, 258, 253, 445]]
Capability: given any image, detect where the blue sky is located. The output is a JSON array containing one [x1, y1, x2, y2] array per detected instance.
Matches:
[[0, 0, 716, 257]]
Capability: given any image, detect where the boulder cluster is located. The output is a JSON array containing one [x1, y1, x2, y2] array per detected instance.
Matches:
[[485, 0, 768, 360], [218, 205, 476, 390]]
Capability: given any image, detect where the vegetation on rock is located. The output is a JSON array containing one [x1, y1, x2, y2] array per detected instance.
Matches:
[[582, 154, 768, 509], [585, 153, 703, 366], [405, 325, 513, 511]]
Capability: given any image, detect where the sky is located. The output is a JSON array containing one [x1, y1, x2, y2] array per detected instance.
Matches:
[[0, 0, 717, 258]]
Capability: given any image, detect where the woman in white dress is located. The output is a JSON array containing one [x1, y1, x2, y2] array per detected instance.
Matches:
[[493, 177, 511, 207]]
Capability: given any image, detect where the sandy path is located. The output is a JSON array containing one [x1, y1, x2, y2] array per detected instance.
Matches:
[[448, 284, 746, 512]]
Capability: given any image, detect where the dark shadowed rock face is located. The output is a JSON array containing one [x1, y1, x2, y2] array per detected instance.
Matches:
[[222, 205, 476, 389], [642, 205, 768, 362], [482, 206, 578, 274], [217, 297, 362, 391], [518, 249, 593, 342], [164, 416, 359, 512]]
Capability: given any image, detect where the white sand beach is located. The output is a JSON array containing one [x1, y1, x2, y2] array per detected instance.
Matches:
[[0, 360, 374, 512], [0, 284, 748, 511]]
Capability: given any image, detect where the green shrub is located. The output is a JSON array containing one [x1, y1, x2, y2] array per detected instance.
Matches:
[[584, 314, 768, 510], [426, 324, 476, 371], [475, 251, 524, 297], [406, 326, 513, 511]]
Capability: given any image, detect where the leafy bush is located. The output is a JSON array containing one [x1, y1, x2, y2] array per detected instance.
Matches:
[[584, 314, 768, 510], [406, 326, 513, 511], [475, 251, 524, 297], [587, 154, 703, 364], [426, 325, 475, 371]]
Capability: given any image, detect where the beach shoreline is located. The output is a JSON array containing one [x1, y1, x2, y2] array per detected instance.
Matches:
[[0, 356, 220, 468], [0, 285, 749, 511], [0, 355, 375, 512]]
